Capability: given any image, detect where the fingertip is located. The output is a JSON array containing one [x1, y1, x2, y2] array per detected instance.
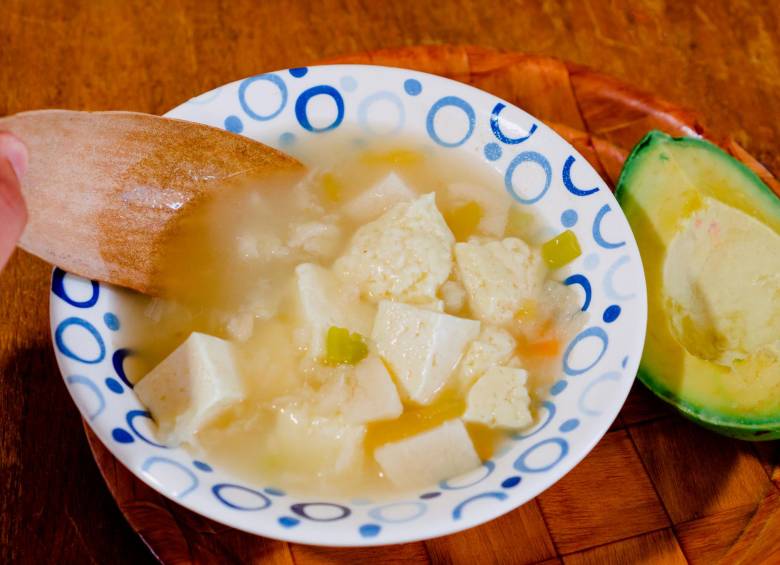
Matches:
[[0, 155, 27, 270], [0, 153, 28, 223], [0, 132, 29, 179]]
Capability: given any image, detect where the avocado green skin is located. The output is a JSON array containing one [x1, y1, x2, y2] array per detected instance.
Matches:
[[616, 131, 780, 441], [638, 366, 780, 441]]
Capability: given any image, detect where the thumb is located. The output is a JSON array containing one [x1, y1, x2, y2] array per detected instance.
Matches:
[[0, 133, 28, 271]]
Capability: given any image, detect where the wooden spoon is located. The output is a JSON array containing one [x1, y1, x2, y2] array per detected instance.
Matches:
[[0, 110, 304, 294]]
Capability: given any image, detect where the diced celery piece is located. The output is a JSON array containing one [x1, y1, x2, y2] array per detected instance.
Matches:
[[541, 229, 582, 269], [445, 201, 484, 241], [323, 326, 369, 365]]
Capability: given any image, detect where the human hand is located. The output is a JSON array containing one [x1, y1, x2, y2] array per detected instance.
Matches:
[[0, 132, 28, 271]]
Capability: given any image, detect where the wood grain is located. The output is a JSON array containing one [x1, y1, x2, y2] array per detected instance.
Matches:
[[0, 110, 303, 295], [753, 441, 780, 480], [674, 504, 757, 565], [2, 1, 780, 563], [537, 431, 669, 554], [290, 541, 430, 565], [88, 425, 295, 565], [424, 500, 556, 564], [716, 492, 780, 565], [561, 529, 687, 565], [629, 418, 772, 523]]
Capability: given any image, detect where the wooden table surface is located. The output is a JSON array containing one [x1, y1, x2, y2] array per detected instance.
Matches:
[[1, 1, 779, 563]]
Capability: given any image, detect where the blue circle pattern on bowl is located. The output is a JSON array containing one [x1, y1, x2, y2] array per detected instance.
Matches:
[[50, 65, 647, 546]]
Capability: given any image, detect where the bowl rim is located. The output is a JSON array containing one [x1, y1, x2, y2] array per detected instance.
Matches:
[[50, 63, 648, 546]]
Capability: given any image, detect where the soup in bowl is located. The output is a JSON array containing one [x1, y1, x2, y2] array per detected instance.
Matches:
[[51, 65, 647, 546]]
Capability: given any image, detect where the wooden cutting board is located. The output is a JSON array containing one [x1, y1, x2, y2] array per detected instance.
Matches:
[[84, 45, 780, 564]]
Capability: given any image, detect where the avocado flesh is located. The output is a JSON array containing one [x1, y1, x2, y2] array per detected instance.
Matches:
[[616, 131, 780, 436], [664, 198, 780, 368]]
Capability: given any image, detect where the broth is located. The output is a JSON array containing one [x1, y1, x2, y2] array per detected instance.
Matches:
[[125, 130, 585, 497]]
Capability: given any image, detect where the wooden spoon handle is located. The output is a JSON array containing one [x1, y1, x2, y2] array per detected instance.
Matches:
[[0, 110, 303, 294]]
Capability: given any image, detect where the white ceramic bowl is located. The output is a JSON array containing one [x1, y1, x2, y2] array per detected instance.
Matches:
[[51, 65, 647, 546]]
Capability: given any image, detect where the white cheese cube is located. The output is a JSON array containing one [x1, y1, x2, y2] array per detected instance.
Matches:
[[244, 278, 284, 322], [134, 332, 244, 446], [268, 405, 365, 477], [445, 181, 510, 237], [294, 263, 374, 358], [419, 298, 445, 312], [514, 281, 587, 343], [235, 233, 289, 262], [288, 221, 342, 258], [506, 356, 525, 368], [334, 193, 455, 305], [545, 280, 587, 331], [440, 280, 467, 313], [341, 355, 403, 423], [225, 311, 254, 342], [372, 300, 480, 404], [291, 169, 326, 215], [313, 356, 403, 424], [456, 326, 517, 388], [463, 366, 532, 429], [455, 237, 546, 325], [343, 172, 417, 222], [374, 419, 480, 488]]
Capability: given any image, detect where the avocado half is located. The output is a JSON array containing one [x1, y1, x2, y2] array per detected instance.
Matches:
[[616, 131, 780, 440]]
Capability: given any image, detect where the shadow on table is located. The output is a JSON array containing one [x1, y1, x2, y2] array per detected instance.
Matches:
[[0, 342, 154, 564]]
